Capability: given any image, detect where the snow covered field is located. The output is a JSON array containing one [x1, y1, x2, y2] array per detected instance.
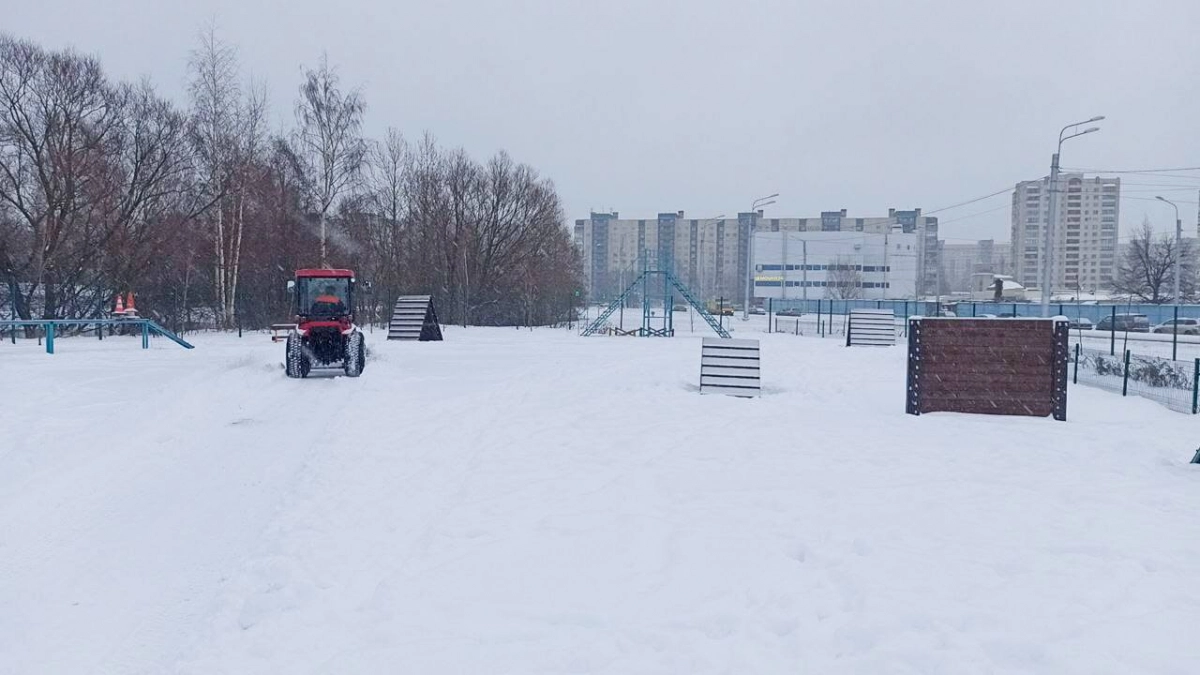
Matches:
[[3, 327, 1200, 674]]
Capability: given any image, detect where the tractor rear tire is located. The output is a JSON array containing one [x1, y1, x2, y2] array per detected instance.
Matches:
[[344, 331, 365, 377], [286, 332, 310, 378]]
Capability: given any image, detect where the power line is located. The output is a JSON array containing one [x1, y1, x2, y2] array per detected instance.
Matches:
[[1062, 166, 1200, 174], [922, 187, 1013, 216], [936, 203, 1011, 225]]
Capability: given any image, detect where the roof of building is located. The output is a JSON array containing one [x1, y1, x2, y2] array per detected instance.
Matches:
[[295, 269, 354, 278]]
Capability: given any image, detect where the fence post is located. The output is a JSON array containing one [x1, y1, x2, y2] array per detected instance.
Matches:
[[768, 298, 772, 334], [1173, 306, 1179, 361], [1074, 343, 1080, 384], [1122, 349, 1131, 396], [1110, 306, 1117, 356], [1058, 303, 1064, 316], [45, 322, 54, 355], [1192, 358, 1199, 415]]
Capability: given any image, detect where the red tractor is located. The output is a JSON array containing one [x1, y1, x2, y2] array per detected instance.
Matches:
[[284, 269, 366, 378]]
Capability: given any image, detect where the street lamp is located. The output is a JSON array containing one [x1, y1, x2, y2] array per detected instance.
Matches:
[[698, 214, 724, 302], [1041, 116, 1104, 317], [744, 193, 779, 319], [1156, 195, 1183, 303]]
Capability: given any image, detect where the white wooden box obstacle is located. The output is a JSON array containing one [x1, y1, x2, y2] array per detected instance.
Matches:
[[846, 308, 896, 347], [700, 338, 761, 397]]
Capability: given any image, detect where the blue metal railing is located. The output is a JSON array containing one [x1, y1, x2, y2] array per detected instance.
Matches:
[[767, 299, 1200, 325], [1, 318, 194, 354]]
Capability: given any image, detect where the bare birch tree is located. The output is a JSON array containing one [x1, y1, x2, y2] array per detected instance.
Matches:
[[187, 24, 240, 326], [294, 54, 365, 266], [825, 256, 864, 300]]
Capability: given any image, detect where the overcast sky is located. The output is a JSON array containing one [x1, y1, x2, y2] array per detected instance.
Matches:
[[7, 0, 1200, 243]]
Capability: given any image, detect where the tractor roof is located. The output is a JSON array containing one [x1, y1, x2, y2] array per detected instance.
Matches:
[[295, 268, 354, 278]]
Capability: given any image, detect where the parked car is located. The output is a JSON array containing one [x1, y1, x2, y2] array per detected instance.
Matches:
[[1152, 317, 1200, 335], [1068, 317, 1094, 330], [672, 304, 688, 313], [976, 313, 998, 318], [997, 312, 1019, 318], [775, 308, 802, 317], [1095, 313, 1150, 333]]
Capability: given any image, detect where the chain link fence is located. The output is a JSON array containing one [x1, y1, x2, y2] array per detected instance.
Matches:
[[1071, 345, 1200, 414]]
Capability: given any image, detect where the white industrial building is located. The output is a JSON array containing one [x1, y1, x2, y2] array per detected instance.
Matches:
[[752, 230, 920, 301]]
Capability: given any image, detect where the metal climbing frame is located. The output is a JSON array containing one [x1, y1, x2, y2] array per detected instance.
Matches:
[[581, 251, 730, 338], [1, 318, 195, 354]]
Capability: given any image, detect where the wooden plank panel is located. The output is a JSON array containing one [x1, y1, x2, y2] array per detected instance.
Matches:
[[701, 365, 761, 378], [700, 383, 761, 397], [703, 337, 759, 349], [701, 356, 761, 369]]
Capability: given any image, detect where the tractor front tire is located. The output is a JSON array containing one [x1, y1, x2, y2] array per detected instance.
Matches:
[[286, 332, 310, 378], [344, 331, 365, 377]]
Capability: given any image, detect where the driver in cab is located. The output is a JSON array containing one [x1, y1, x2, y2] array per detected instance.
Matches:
[[310, 285, 346, 315]]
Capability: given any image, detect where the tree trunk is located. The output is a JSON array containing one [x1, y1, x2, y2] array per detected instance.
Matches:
[[215, 204, 227, 328]]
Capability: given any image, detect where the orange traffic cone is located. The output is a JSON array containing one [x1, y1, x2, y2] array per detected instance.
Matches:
[[114, 294, 125, 315], [125, 292, 137, 316]]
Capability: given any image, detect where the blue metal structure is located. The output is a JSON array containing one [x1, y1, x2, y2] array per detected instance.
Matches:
[[581, 251, 730, 338], [0, 318, 194, 354]]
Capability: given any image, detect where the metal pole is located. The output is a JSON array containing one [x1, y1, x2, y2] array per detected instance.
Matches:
[[1041, 151, 1060, 317], [801, 240, 808, 305], [8, 279, 15, 345], [1110, 305, 1116, 356], [1122, 349, 1131, 396], [1157, 196, 1183, 305], [1178, 214, 1184, 302], [1074, 343, 1080, 384], [1042, 118, 1104, 316], [1174, 305, 1179, 361], [743, 212, 754, 320], [1193, 358, 1199, 415], [744, 195, 779, 320]]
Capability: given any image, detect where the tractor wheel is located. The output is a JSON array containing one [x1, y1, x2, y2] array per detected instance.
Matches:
[[344, 331, 365, 377], [286, 332, 310, 378]]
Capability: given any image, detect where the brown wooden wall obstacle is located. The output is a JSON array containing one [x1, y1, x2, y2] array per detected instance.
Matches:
[[906, 317, 1069, 420], [700, 337, 761, 397]]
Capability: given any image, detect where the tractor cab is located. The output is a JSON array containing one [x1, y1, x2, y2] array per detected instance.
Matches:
[[291, 269, 355, 324]]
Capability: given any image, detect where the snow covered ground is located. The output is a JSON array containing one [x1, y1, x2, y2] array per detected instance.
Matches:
[[3, 327, 1199, 674]]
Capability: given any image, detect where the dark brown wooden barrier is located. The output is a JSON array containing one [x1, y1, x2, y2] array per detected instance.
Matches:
[[906, 318, 1069, 420]]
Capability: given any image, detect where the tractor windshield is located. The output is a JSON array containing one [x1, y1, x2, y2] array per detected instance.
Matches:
[[297, 277, 351, 317]]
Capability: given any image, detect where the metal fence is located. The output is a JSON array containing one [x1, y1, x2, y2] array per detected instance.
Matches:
[[1072, 345, 1200, 414], [767, 298, 1200, 326]]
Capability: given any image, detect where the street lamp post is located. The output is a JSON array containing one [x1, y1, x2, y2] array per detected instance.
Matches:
[[744, 193, 778, 320], [1156, 196, 1183, 303], [1041, 116, 1104, 317], [698, 214, 724, 303]]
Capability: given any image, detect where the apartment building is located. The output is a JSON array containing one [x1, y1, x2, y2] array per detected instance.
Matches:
[[1010, 175, 1120, 293], [941, 239, 1010, 293]]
